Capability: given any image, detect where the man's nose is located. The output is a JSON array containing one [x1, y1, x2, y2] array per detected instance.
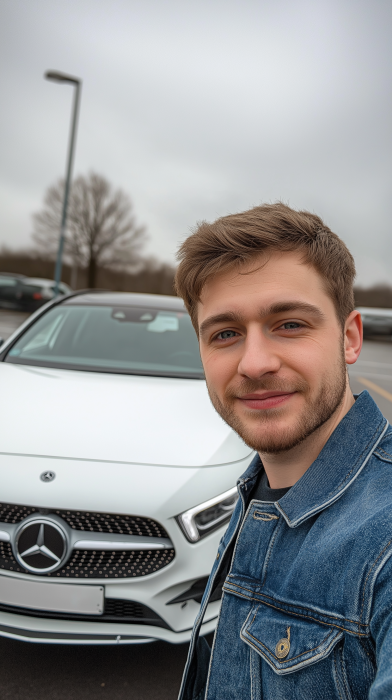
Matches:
[[237, 328, 281, 379]]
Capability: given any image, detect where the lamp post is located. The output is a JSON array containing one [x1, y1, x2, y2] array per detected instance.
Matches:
[[45, 70, 82, 295]]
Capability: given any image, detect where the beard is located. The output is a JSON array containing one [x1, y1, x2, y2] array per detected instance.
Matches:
[[206, 349, 347, 455]]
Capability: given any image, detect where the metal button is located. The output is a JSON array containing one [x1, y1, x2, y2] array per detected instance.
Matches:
[[275, 627, 290, 659]]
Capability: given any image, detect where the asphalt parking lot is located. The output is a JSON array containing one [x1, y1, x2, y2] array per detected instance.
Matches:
[[0, 636, 191, 700], [0, 310, 391, 699]]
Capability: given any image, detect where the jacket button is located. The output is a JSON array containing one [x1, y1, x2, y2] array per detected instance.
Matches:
[[216, 553, 220, 560], [275, 627, 291, 659]]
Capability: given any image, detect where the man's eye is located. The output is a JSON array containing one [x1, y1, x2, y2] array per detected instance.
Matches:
[[280, 322, 301, 330], [217, 330, 237, 340]]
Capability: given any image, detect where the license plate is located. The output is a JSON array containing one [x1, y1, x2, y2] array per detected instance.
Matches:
[[0, 575, 104, 615]]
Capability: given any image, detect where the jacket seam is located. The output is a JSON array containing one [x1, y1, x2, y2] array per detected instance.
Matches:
[[226, 496, 259, 582], [204, 590, 227, 700], [333, 648, 344, 700], [374, 447, 392, 463], [359, 538, 392, 621], [225, 579, 367, 628], [340, 645, 352, 700], [261, 517, 282, 587], [222, 586, 369, 636]]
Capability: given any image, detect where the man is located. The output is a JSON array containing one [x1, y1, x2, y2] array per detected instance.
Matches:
[[175, 203, 392, 700]]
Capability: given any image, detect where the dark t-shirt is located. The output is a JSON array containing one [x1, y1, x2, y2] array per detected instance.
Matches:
[[252, 469, 291, 502]]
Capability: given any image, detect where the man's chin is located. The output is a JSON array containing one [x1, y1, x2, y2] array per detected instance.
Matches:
[[237, 425, 309, 455]]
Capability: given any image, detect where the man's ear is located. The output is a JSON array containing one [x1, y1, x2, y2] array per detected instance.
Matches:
[[344, 310, 362, 365]]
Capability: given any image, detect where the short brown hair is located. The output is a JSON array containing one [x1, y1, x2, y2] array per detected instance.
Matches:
[[175, 202, 356, 329]]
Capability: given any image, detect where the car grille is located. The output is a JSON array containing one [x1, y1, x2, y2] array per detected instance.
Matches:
[[0, 503, 37, 523], [0, 503, 174, 579], [0, 541, 174, 579], [104, 598, 166, 623], [0, 503, 167, 538]]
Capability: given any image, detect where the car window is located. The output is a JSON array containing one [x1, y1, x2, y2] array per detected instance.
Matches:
[[5, 304, 204, 379], [22, 284, 42, 292], [0, 277, 17, 287]]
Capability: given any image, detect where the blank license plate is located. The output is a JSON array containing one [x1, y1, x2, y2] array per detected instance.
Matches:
[[0, 575, 104, 615]]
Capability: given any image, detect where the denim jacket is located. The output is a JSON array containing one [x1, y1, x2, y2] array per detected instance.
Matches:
[[178, 391, 392, 700]]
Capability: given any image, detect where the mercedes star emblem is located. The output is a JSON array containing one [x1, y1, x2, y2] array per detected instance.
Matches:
[[40, 471, 56, 482], [14, 518, 67, 573]]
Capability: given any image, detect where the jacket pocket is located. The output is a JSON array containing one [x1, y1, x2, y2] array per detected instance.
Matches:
[[241, 602, 344, 676]]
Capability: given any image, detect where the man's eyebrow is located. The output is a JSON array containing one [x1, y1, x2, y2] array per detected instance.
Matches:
[[199, 311, 245, 338], [199, 302, 326, 337], [262, 301, 326, 320]]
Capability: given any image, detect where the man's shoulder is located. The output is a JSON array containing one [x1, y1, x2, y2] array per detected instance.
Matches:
[[332, 425, 392, 532], [347, 424, 392, 527]]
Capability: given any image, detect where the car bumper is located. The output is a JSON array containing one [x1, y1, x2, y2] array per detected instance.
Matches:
[[0, 544, 222, 645], [0, 606, 219, 645]]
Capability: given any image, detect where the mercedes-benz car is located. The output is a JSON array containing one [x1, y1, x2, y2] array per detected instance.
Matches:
[[0, 291, 252, 645]]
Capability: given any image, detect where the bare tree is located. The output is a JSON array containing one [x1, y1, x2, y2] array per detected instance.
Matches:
[[32, 172, 146, 287]]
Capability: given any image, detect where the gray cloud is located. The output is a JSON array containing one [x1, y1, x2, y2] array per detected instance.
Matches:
[[0, 0, 391, 285]]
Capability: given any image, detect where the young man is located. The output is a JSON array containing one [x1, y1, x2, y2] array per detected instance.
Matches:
[[175, 203, 392, 700]]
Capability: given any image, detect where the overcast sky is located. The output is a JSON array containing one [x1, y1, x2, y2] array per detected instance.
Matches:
[[1, 0, 391, 286]]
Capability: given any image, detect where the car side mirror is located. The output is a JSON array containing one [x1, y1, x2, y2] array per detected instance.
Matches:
[[0, 338, 4, 348]]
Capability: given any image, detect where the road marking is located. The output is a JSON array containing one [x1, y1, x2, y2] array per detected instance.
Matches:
[[358, 377, 392, 403]]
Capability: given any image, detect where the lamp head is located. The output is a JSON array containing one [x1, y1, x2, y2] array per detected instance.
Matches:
[[45, 71, 80, 85]]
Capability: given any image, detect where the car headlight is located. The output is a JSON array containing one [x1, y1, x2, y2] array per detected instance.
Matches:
[[176, 486, 239, 543]]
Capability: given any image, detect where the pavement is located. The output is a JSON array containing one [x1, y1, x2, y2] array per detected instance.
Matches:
[[0, 636, 191, 700], [0, 310, 391, 699], [348, 337, 392, 423]]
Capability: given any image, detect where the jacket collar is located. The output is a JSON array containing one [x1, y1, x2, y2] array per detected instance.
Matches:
[[240, 391, 389, 528]]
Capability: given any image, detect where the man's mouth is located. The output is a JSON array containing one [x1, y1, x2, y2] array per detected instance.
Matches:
[[238, 391, 296, 410]]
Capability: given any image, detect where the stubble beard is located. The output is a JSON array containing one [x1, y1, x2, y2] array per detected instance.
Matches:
[[207, 350, 348, 455]]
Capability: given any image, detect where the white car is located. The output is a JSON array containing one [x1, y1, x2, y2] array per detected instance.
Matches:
[[0, 291, 253, 645]]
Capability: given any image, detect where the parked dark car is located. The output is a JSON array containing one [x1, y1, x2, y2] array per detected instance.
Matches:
[[19, 278, 72, 311], [358, 307, 392, 337], [0, 273, 26, 309]]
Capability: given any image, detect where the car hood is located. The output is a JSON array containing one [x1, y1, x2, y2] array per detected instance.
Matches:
[[0, 364, 252, 467]]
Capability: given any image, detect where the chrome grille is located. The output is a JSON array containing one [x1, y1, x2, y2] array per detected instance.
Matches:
[[54, 509, 167, 538], [0, 503, 167, 538], [0, 542, 174, 578], [0, 503, 174, 579]]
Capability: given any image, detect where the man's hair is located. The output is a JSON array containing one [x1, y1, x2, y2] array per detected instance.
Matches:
[[175, 202, 356, 329]]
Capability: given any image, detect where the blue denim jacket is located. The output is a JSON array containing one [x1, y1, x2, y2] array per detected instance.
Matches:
[[178, 391, 392, 700]]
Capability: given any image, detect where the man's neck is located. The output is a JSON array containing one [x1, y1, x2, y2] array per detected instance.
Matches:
[[260, 388, 355, 490]]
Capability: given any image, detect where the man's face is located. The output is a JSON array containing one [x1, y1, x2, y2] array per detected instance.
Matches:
[[197, 251, 350, 454]]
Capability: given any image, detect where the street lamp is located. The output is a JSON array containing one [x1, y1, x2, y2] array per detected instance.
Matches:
[[45, 70, 82, 295]]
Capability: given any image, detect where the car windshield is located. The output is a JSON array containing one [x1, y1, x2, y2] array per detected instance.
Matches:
[[5, 303, 204, 379]]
